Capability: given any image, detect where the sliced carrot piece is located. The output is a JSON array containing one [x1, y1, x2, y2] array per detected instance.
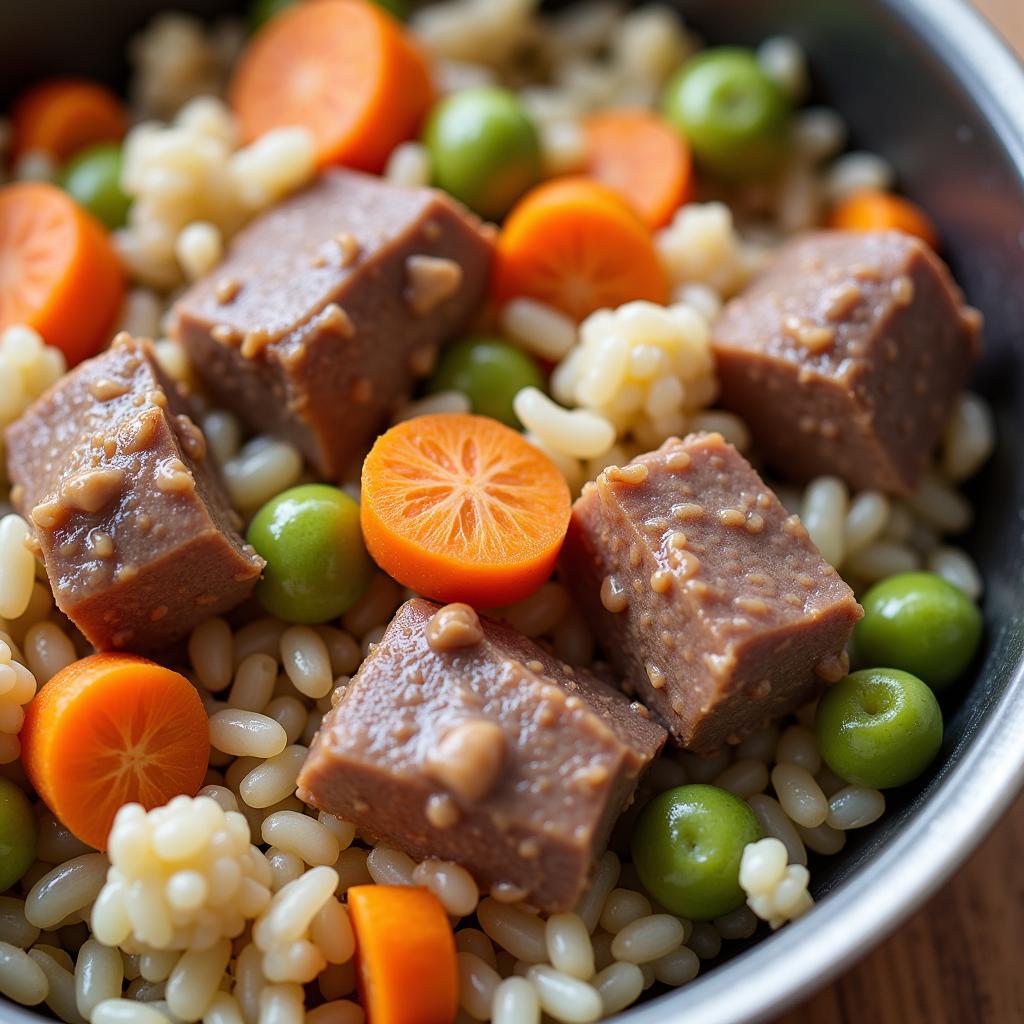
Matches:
[[493, 177, 670, 322], [348, 885, 457, 1024], [230, 0, 435, 172], [583, 109, 694, 228], [360, 413, 572, 608], [11, 78, 127, 162], [0, 182, 125, 366], [828, 190, 939, 248], [20, 653, 210, 850]]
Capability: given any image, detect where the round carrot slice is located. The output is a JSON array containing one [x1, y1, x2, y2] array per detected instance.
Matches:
[[11, 78, 126, 162], [348, 885, 457, 1024], [0, 182, 125, 366], [828, 190, 939, 248], [583, 109, 695, 228], [360, 413, 572, 608], [493, 177, 670, 322], [230, 0, 435, 172], [20, 653, 210, 850]]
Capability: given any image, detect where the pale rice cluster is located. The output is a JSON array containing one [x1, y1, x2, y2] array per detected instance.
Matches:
[[92, 796, 272, 952], [0, 627, 37, 764], [739, 838, 812, 930], [128, 12, 245, 121], [116, 96, 316, 289], [0, 327, 67, 480]]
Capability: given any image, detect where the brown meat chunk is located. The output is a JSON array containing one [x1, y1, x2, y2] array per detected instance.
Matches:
[[297, 598, 665, 912], [712, 230, 981, 495], [560, 433, 862, 753], [5, 335, 263, 651], [171, 169, 495, 478]]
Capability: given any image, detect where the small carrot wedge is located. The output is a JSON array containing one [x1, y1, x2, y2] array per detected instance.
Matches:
[[230, 0, 435, 172], [828, 190, 939, 248], [348, 885, 457, 1024], [583, 109, 694, 228], [0, 182, 125, 366], [20, 653, 210, 850], [11, 78, 126, 162], [360, 414, 571, 607], [493, 177, 669, 322]]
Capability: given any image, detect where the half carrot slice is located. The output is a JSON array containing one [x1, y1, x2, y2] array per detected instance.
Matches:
[[360, 414, 572, 607], [20, 653, 210, 850], [583, 109, 694, 228], [828, 190, 939, 249], [348, 885, 457, 1024], [11, 78, 126, 162], [230, 0, 435, 171], [0, 182, 125, 365], [493, 177, 670, 322]]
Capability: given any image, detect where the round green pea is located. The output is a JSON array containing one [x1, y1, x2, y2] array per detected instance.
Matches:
[[632, 783, 762, 920], [247, 484, 372, 624], [855, 572, 982, 690], [0, 779, 36, 892], [661, 47, 792, 181], [423, 87, 541, 220], [428, 336, 544, 428], [60, 144, 130, 230], [816, 668, 943, 790]]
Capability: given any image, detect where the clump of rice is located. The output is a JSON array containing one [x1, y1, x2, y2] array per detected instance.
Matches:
[[739, 837, 812, 929], [128, 13, 244, 121], [92, 796, 272, 951], [656, 202, 768, 302], [547, 299, 718, 452], [0, 629, 36, 763], [117, 96, 315, 290], [0, 327, 66, 479]]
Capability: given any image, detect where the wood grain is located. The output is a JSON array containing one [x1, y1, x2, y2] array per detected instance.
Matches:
[[780, 5, 1024, 1022]]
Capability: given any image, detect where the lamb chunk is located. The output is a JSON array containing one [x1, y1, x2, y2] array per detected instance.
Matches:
[[297, 598, 666, 912], [712, 230, 981, 495], [171, 169, 495, 478], [561, 432, 862, 753], [5, 335, 263, 651]]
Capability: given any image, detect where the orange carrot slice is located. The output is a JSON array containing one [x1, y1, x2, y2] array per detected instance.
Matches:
[[20, 653, 210, 850], [0, 182, 125, 366], [11, 78, 127, 162], [493, 177, 669, 322], [348, 885, 457, 1024], [583, 109, 694, 228], [360, 413, 572, 607], [230, 0, 435, 172], [828, 190, 939, 248]]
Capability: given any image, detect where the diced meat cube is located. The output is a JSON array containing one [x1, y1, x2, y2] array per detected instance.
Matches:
[[711, 230, 981, 495], [297, 598, 665, 912], [5, 335, 263, 651], [171, 169, 495, 478], [560, 432, 862, 754]]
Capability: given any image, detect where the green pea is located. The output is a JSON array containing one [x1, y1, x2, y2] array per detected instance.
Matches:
[[423, 87, 541, 220], [632, 783, 762, 920], [661, 47, 792, 181], [0, 778, 36, 892], [247, 484, 372, 624], [816, 668, 943, 789], [60, 144, 130, 230], [855, 572, 982, 690], [428, 336, 544, 428]]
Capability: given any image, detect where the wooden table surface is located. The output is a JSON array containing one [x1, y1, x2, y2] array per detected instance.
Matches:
[[781, 3, 1024, 1021]]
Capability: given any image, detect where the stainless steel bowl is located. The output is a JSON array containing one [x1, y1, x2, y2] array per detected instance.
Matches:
[[3, 0, 1024, 1021]]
